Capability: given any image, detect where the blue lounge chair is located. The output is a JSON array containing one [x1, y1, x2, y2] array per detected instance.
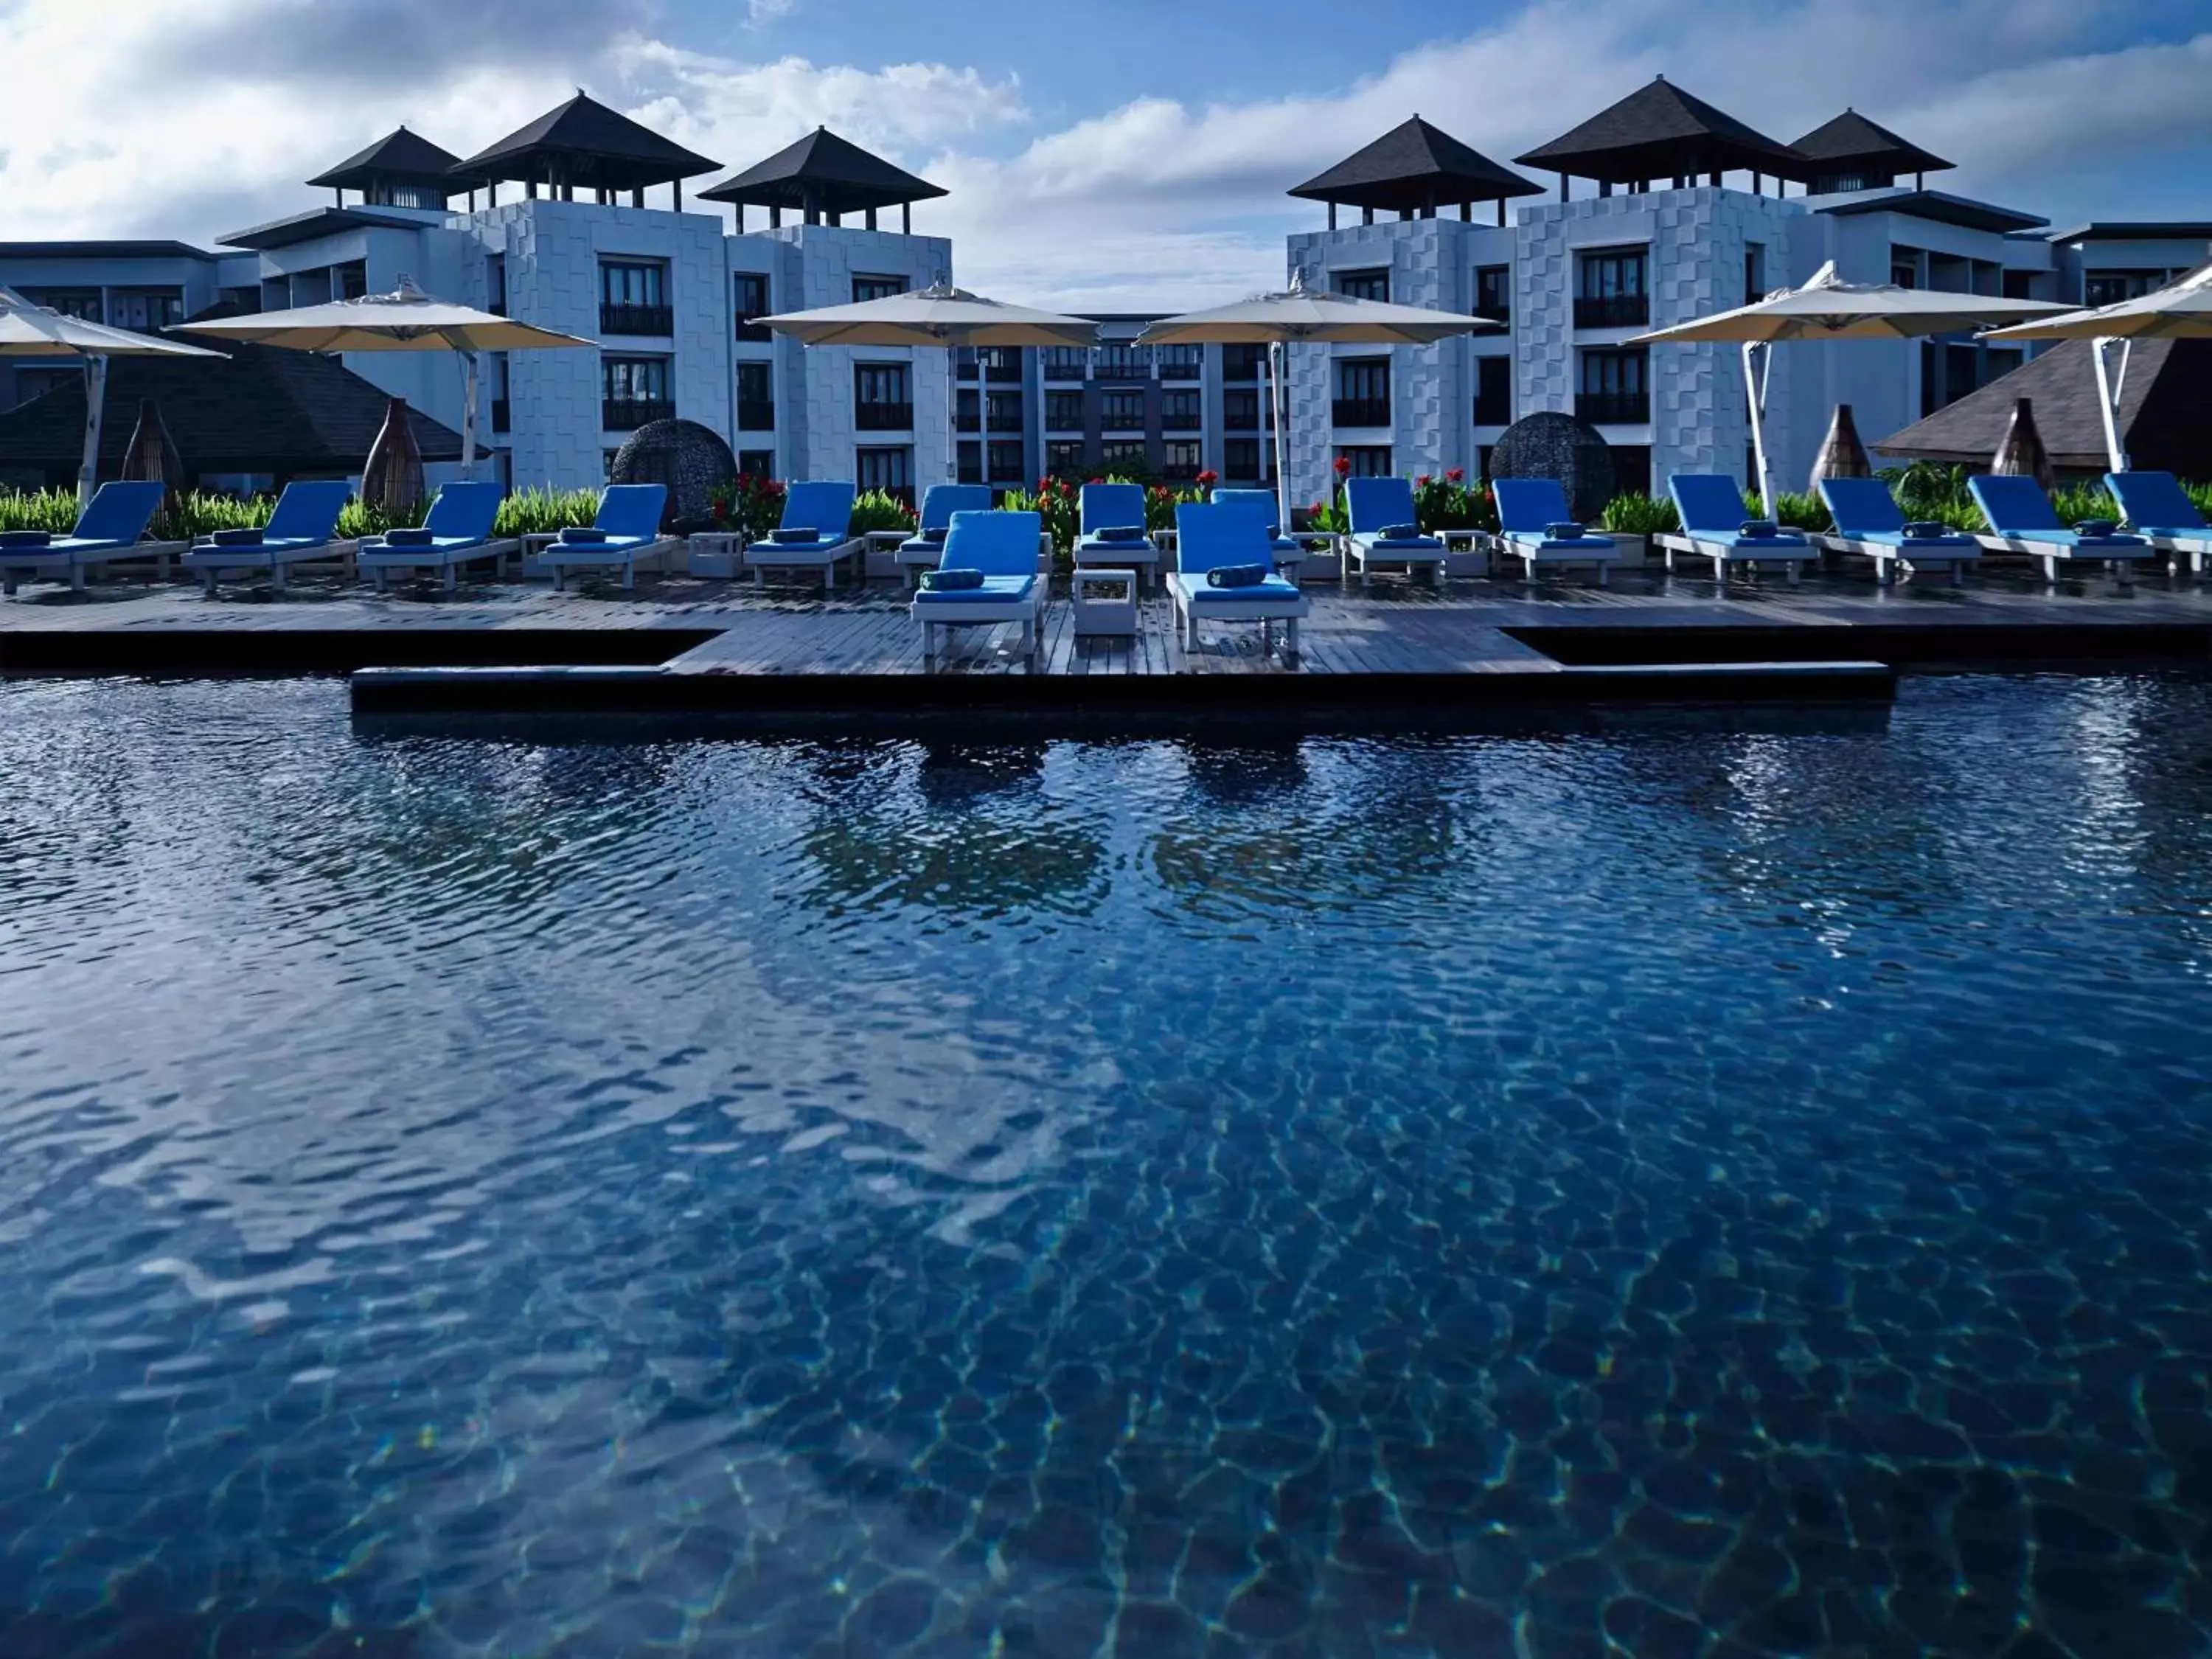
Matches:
[[896, 484, 992, 588], [357, 481, 512, 593], [0, 480, 167, 596], [1074, 483, 1161, 591], [1815, 477, 1980, 586], [1492, 479, 1624, 585], [1343, 477, 1446, 590], [2107, 470, 2212, 577], [1966, 474, 2154, 585], [1172, 501, 1308, 659], [538, 484, 672, 591], [1213, 488, 1317, 577], [1663, 474, 1818, 585], [910, 510, 1042, 664], [182, 480, 352, 594], [743, 481, 861, 591]]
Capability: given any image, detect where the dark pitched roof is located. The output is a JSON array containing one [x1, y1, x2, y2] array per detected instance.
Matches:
[[1288, 116, 1543, 211], [453, 93, 720, 190], [1818, 189, 2047, 235], [1873, 338, 2212, 476], [2046, 222, 2212, 244], [217, 206, 442, 251], [1790, 110, 1952, 178], [0, 240, 224, 262], [307, 127, 475, 192], [1515, 76, 1806, 182], [0, 345, 464, 481], [699, 126, 946, 215]]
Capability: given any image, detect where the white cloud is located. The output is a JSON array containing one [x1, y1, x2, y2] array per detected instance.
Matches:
[[747, 0, 796, 23]]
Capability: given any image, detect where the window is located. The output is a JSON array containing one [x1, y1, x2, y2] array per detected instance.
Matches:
[[734, 271, 770, 341], [335, 262, 369, 302], [1099, 440, 1147, 470], [1576, 347, 1648, 424], [1475, 264, 1511, 324], [1095, 344, 1146, 380], [738, 449, 774, 479], [1046, 439, 1085, 476], [1474, 355, 1511, 427], [1335, 267, 1389, 302], [1155, 344, 1202, 381], [2002, 271, 2037, 301], [1744, 243, 1766, 306], [856, 445, 914, 501], [1609, 445, 1651, 498], [486, 254, 507, 315], [489, 352, 511, 434], [1046, 390, 1084, 430], [855, 363, 913, 430], [1161, 389, 1201, 430], [1161, 439, 1202, 481], [852, 274, 906, 303], [105, 288, 186, 332], [1224, 438, 1261, 480], [1983, 345, 2023, 384], [1224, 389, 1260, 430], [599, 260, 671, 335], [988, 439, 1026, 481], [1335, 445, 1392, 477], [1891, 249, 1921, 289], [1223, 343, 1267, 381], [958, 440, 983, 484], [602, 355, 672, 429], [1043, 347, 1090, 380], [1102, 390, 1145, 431], [737, 363, 773, 430], [1574, 248, 1648, 328], [956, 388, 980, 432], [2086, 268, 2179, 307], [1333, 358, 1390, 427], [21, 288, 102, 321], [986, 391, 1023, 432]]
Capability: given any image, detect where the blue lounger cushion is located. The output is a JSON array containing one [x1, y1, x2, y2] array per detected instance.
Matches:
[[912, 574, 1033, 603], [1187, 574, 1300, 602], [1362, 532, 1444, 549], [0, 530, 54, 549], [1206, 563, 1270, 588], [922, 567, 984, 590], [2107, 471, 2212, 538], [901, 532, 945, 550]]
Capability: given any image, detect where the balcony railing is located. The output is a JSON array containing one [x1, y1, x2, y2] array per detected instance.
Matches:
[[735, 315, 771, 344], [1573, 294, 1649, 330], [1332, 397, 1391, 428], [987, 410, 1024, 434], [1043, 358, 1089, 382], [1162, 462, 1200, 483], [737, 399, 775, 431], [1225, 403, 1259, 431], [600, 302, 673, 336], [1161, 411, 1202, 434], [1576, 390, 1650, 424], [490, 398, 510, 434], [1093, 361, 1148, 380], [985, 359, 1023, 383], [1100, 412, 1146, 434], [856, 403, 914, 431], [1158, 361, 1201, 382], [956, 411, 981, 433], [602, 397, 674, 431]]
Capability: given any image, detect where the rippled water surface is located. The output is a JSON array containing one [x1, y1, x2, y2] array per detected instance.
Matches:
[[3, 675, 2211, 1658]]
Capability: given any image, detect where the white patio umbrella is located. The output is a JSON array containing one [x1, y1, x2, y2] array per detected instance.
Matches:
[[1634, 260, 2074, 516], [1, 286, 227, 504], [1138, 270, 1499, 531], [758, 282, 1097, 482], [1980, 262, 2212, 473], [174, 276, 593, 479]]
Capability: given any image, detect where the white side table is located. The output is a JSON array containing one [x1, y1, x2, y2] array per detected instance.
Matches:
[[686, 532, 745, 579], [1072, 567, 1138, 637]]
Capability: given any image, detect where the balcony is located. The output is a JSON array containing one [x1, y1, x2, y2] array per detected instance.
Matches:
[[956, 411, 980, 433], [602, 397, 674, 431], [1332, 397, 1390, 428], [601, 302, 674, 336], [737, 399, 775, 431], [490, 398, 510, 434], [735, 315, 771, 344], [1093, 360, 1148, 380], [985, 358, 1023, 383], [1158, 360, 1201, 382], [987, 410, 1025, 434], [1101, 414, 1146, 434], [1043, 358, 1089, 382], [856, 403, 914, 431], [1162, 462, 1200, 483], [1576, 391, 1649, 425], [1225, 403, 1259, 431], [1573, 294, 1649, 330]]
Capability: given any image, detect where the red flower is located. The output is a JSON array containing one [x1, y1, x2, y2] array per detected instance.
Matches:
[[1445, 467, 1465, 482], [1333, 456, 1352, 476], [1416, 474, 1432, 487], [1195, 468, 1219, 487]]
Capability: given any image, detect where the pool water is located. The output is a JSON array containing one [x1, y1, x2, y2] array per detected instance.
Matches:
[[1, 675, 2209, 1658]]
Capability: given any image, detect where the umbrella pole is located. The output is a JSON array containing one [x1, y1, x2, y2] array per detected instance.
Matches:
[[945, 352, 957, 483], [78, 353, 108, 506], [459, 349, 479, 482], [1742, 341, 1777, 519], [2091, 336, 2129, 474], [1270, 341, 1290, 532]]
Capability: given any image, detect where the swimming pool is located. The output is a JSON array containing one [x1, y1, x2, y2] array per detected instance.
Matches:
[[1, 674, 2208, 1658]]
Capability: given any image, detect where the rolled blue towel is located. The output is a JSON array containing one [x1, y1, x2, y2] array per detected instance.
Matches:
[[1206, 563, 1270, 588], [1376, 522, 1420, 540], [1902, 521, 1952, 540], [771, 526, 821, 544], [0, 530, 55, 549], [2073, 519, 2118, 538], [1093, 524, 1147, 543], [922, 567, 984, 590], [558, 526, 610, 544], [380, 526, 436, 546], [209, 527, 265, 546], [1739, 520, 1779, 538], [1544, 521, 1586, 541]]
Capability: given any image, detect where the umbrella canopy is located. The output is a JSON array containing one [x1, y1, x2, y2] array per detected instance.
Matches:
[[1, 285, 227, 502], [1634, 260, 2073, 344], [175, 276, 593, 476], [757, 282, 1096, 347], [1631, 260, 2074, 513], [1978, 263, 2212, 473], [1139, 271, 1499, 526]]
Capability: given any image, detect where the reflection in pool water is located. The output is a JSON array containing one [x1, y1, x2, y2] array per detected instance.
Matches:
[[1, 673, 2209, 1658]]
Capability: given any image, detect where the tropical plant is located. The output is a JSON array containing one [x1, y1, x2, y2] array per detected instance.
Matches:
[[1013, 476, 1082, 555], [494, 486, 603, 538], [1598, 493, 1680, 535], [1301, 495, 1348, 535], [708, 473, 788, 542], [335, 496, 428, 540], [1412, 468, 1495, 533], [0, 487, 97, 534], [1749, 490, 1833, 532], [847, 487, 919, 535], [2051, 482, 2120, 525]]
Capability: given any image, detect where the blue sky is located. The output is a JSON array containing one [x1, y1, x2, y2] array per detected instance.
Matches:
[[3, 0, 2208, 308]]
